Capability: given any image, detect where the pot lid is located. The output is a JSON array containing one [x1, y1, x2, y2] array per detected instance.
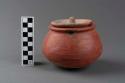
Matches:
[[51, 17, 93, 28]]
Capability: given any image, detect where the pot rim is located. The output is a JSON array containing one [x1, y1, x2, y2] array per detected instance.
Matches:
[[50, 17, 95, 32], [51, 17, 93, 28], [49, 24, 95, 32]]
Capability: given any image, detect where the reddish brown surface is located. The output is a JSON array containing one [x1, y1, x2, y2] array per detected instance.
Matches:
[[42, 21, 102, 68]]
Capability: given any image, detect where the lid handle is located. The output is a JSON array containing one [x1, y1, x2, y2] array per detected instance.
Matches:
[[69, 17, 75, 23]]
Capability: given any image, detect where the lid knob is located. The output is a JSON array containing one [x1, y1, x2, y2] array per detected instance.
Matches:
[[69, 17, 75, 23]]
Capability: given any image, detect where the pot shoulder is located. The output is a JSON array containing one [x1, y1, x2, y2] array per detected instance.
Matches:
[[42, 29, 102, 56]]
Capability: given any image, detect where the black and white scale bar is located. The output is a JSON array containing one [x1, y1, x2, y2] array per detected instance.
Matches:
[[21, 16, 34, 66]]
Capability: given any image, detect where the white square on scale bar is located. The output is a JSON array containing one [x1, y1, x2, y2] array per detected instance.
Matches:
[[28, 51, 32, 55], [28, 60, 33, 64], [28, 23, 33, 27], [28, 42, 33, 46], [23, 56, 28, 60], [23, 37, 28, 41], [22, 18, 28, 22], [28, 33, 33, 37], [23, 47, 28, 51], [23, 28, 28, 32]]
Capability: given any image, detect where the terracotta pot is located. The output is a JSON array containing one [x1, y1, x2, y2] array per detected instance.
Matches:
[[42, 17, 103, 68]]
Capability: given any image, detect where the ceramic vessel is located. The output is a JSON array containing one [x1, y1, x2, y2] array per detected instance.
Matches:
[[42, 17, 102, 68]]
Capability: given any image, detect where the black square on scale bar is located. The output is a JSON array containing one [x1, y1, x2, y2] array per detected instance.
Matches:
[[28, 46, 33, 51], [28, 18, 33, 23], [28, 56, 33, 60], [23, 32, 28, 37], [23, 42, 28, 46], [23, 60, 28, 64], [28, 28, 33, 32], [28, 37, 33, 41], [23, 51, 28, 55], [23, 23, 28, 27]]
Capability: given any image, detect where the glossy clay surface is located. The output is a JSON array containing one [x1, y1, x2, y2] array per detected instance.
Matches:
[[42, 18, 102, 68]]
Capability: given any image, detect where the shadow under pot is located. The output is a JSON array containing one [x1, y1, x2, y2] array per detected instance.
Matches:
[[42, 17, 103, 68]]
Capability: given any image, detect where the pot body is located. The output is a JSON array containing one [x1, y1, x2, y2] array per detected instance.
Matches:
[[42, 25, 102, 68]]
